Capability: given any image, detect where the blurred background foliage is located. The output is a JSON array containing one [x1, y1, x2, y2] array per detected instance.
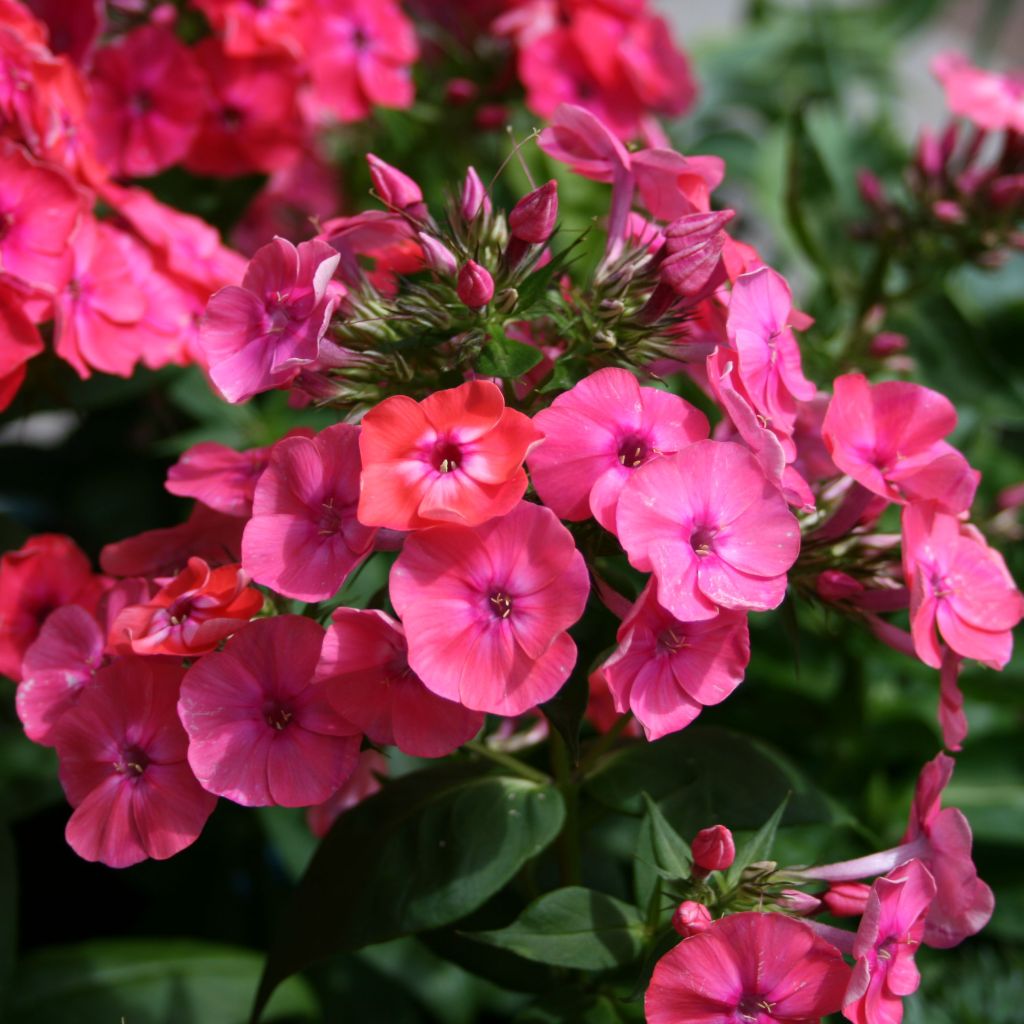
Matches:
[[1, 0, 1022, 1020]]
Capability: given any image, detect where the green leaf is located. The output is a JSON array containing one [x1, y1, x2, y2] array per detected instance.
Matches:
[[724, 794, 791, 888], [638, 793, 692, 881], [9, 940, 317, 1024], [515, 992, 637, 1023], [476, 332, 544, 379], [469, 887, 646, 971], [540, 671, 589, 766], [254, 764, 564, 1019]]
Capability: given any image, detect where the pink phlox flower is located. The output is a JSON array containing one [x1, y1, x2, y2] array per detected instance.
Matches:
[[0, 533, 107, 681], [321, 210, 424, 294], [317, 607, 484, 758], [16, 605, 104, 745], [632, 147, 724, 221], [306, 748, 387, 838], [242, 423, 377, 601], [902, 502, 1023, 669], [843, 859, 937, 1024], [592, 581, 750, 740], [200, 236, 340, 403], [616, 439, 801, 621], [184, 37, 304, 178], [87, 24, 208, 177], [389, 500, 590, 716], [0, 139, 84, 295], [304, 0, 418, 124], [645, 911, 852, 1024], [528, 367, 708, 533], [109, 557, 262, 657], [366, 152, 427, 218], [54, 656, 217, 867], [99, 504, 245, 579], [178, 615, 361, 807], [0, 282, 44, 412], [21, 0, 103, 67], [822, 374, 980, 514], [359, 380, 544, 531], [931, 52, 1024, 133], [727, 267, 816, 442], [938, 649, 967, 752], [192, 0, 307, 59]]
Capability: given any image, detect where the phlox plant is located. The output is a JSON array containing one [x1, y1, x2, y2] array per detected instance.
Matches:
[[0, 2, 1022, 1023]]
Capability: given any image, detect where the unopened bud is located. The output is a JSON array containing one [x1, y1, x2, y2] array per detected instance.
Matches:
[[741, 860, 777, 884], [816, 570, 864, 602], [475, 104, 507, 131], [598, 298, 625, 319], [869, 331, 908, 358], [822, 882, 871, 918], [493, 287, 518, 314], [593, 329, 616, 350], [461, 167, 490, 222], [671, 900, 712, 937], [418, 233, 458, 276], [691, 825, 735, 873], [932, 199, 966, 224], [457, 260, 494, 309], [444, 77, 478, 105], [778, 889, 822, 916], [367, 154, 423, 214], [856, 170, 887, 211], [509, 180, 558, 244]]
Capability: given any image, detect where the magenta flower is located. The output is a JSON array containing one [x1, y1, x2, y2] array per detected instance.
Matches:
[[389, 501, 590, 716], [902, 502, 1023, 669], [822, 374, 979, 514], [178, 616, 361, 807], [528, 367, 708, 533], [0, 284, 44, 412], [646, 912, 852, 1024], [843, 859, 937, 1024], [591, 581, 749, 740], [317, 608, 484, 758], [200, 236, 341, 404], [617, 440, 801, 621], [165, 439, 278, 518], [88, 25, 207, 178], [53, 657, 217, 868], [17, 606, 104, 746], [242, 423, 377, 602]]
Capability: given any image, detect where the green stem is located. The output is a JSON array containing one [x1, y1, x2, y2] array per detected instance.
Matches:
[[463, 740, 550, 785], [550, 731, 582, 886], [576, 713, 634, 778]]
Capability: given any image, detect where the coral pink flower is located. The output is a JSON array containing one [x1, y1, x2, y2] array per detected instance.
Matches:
[[16, 606, 104, 745], [0, 533, 106, 681], [389, 500, 589, 716], [902, 502, 1023, 669], [88, 25, 207, 178], [192, 0, 307, 59], [184, 38, 303, 178], [632, 148, 725, 221], [178, 615, 361, 807], [242, 423, 377, 601], [165, 439, 280, 517], [843, 859, 936, 1024], [53, 657, 216, 868], [200, 236, 340, 403], [0, 139, 83, 293], [322, 210, 424, 294], [0, 283, 43, 411], [727, 267, 816, 440], [317, 608, 484, 758], [617, 440, 801, 621], [358, 380, 543, 531], [931, 52, 1024, 133], [304, 0, 418, 123], [306, 748, 387, 838], [646, 911, 852, 1024], [100, 504, 245, 579], [109, 558, 262, 657], [591, 581, 749, 740], [528, 367, 708, 532], [822, 375, 979, 514]]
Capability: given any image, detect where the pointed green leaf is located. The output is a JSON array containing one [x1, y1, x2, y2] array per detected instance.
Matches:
[[725, 794, 791, 888], [477, 333, 544, 379], [639, 793, 692, 880]]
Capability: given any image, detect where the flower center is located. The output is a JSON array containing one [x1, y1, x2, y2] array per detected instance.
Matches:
[[737, 994, 774, 1021], [489, 591, 513, 619], [318, 498, 344, 535], [431, 439, 462, 474], [264, 700, 294, 731], [617, 435, 648, 468], [690, 524, 717, 557], [114, 745, 149, 777], [656, 628, 687, 653]]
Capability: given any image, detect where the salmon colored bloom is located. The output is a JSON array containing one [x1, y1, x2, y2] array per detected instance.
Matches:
[[165, 440, 275, 518], [389, 500, 589, 716], [108, 557, 262, 657], [358, 380, 543, 531]]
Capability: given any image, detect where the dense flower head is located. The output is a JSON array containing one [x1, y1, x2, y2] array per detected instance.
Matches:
[[178, 615, 361, 807], [243, 423, 377, 601], [528, 367, 708, 533], [646, 911, 852, 1023], [616, 440, 801, 621], [358, 380, 543, 531], [389, 500, 590, 716], [53, 656, 217, 868], [317, 607, 484, 758]]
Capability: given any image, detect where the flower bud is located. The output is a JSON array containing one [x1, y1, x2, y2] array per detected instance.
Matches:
[[671, 900, 712, 938], [367, 154, 423, 214], [778, 889, 822, 916], [857, 169, 887, 211], [509, 180, 558, 244], [444, 77, 478, 105], [493, 287, 518, 314], [822, 882, 871, 918], [418, 233, 458, 276], [691, 825, 735, 873], [932, 199, 966, 224], [475, 104, 507, 131], [869, 331, 908, 358], [456, 260, 494, 309], [816, 570, 864, 602], [461, 167, 490, 222], [658, 210, 734, 301]]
